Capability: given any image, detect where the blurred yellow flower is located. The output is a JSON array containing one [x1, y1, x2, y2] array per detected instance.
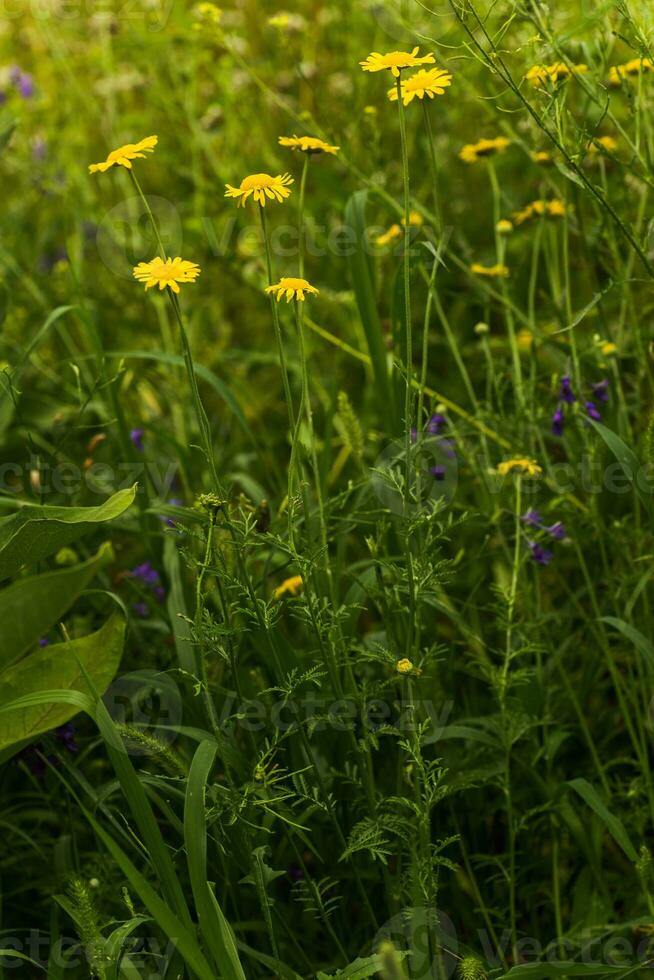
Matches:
[[396, 658, 413, 674], [265, 277, 319, 302], [525, 62, 587, 87], [609, 57, 654, 85], [192, 2, 221, 28], [133, 256, 201, 294], [225, 172, 293, 207], [587, 135, 618, 154], [470, 262, 510, 278], [278, 135, 340, 155], [513, 199, 567, 224], [598, 340, 618, 356], [497, 458, 542, 477], [403, 210, 423, 227], [273, 574, 304, 599], [89, 135, 157, 174], [360, 47, 435, 78], [531, 150, 553, 165], [387, 67, 452, 104], [496, 219, 514, 234], [517, 329, 534, 350], [459, 136, 511, 163], [375, 212, 422, 247]]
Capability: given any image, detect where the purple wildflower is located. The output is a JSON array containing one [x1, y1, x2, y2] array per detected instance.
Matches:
[[551, 404, 564, 437], [131, 561, 160, 587], [38, 638, 50, 647], [591, 379, 609, 403], [133, 601, 150, 619], [528, 541, 553, 566], [427, 413, 447, 435], [55, 722, 78, 754], [521, 509, 542, 527], [545, 521, 566, 540], [10, 67, 34, 98], [560, 375, 576, 404], [130, 427, 145, 451], [430, 465, 446, 481], [585, 401, 601, 422]]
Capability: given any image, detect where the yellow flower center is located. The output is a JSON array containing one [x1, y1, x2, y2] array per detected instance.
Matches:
[[241, 173, 277, 190]]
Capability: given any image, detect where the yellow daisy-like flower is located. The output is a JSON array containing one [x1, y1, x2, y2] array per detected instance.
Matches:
[[497, 458, 542, 477], [513, 199, 568, 225], [273, 574, 304, 599], [608, 57, 654, 85], [459, 136, 511, 164], [470, 262, 510, 278], [89, 135, 158, 174], [587, 135, 618, 154], [133, 256, 201, 294], [387, 66, 452, 105], [278, 135, 340, 155], [360, 46, 435, 78], [265, 277, 319, 303], [396, 658, 413, 674], [224, 172, 294, 207], [375, 212, 423, 247], [531, 150, 553, 165], [525, 62, 588, 87], [496, 218, 514, 235]]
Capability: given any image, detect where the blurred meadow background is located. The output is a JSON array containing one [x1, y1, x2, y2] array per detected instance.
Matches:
[[3, 0, 654, 977]]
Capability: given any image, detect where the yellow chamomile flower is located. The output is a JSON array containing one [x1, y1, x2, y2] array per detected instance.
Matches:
[[360, 47, 435, 78], [265, 277, 319, 303], [375, 211, 423, 247], [225, 172, 294, 207], [609, 57, 654, 85], [470, 263, 510, 278], [525, 62, 588, 87], [133, 256, 201, 294], [531, 150, 553, 165], [496, 219, 514, 235], [513, 199, 567, 224], [396, 658, 414, 674], [89, 135, 158, 174], [459, 136, 511, 164], [278, 135, 340, 155], [497, 458, 543, 477], [387, 66, 452, 105], [273, 574, 304, 599]]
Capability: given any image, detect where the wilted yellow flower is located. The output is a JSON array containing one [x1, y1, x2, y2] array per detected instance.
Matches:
[[531, 150, 553, 165], [496, 219, 514, 234], [396, 658, 413, 674], [513, 199, 567, 224], [587, 135, 618, 154], [278, 135, 340, 155], [89, 135, 158, 174], [525, 62, 587, 87], [459, 136, 511, 163], [273, 574, 304, 599], [265, 277, 319, 302], [470, 262, 510, 278], [608, 57, 654, 85], [133, 256, 201, 294], [360, 46, 435, 78], [387, 66, 452, 104], [497, 458, 542, 477], [225, 172, 293, 207]]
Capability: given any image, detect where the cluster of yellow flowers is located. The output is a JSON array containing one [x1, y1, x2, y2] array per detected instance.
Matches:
[[525, 62, 588, 87], [375, 211, 424, 248], [513, 199, 567, 225], [608, 57, 654, 85], [497, 458, 543, 478]]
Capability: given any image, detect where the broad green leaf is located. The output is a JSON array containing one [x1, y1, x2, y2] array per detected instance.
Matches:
[[0, 542, 114, 671], [600, 616, 654, 674], [567, 777, 638, 862], [589, 420, 653, 519], [344, 191, 396, 431], [0, 611, 126, 753], [0, 484, 136, 580]]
